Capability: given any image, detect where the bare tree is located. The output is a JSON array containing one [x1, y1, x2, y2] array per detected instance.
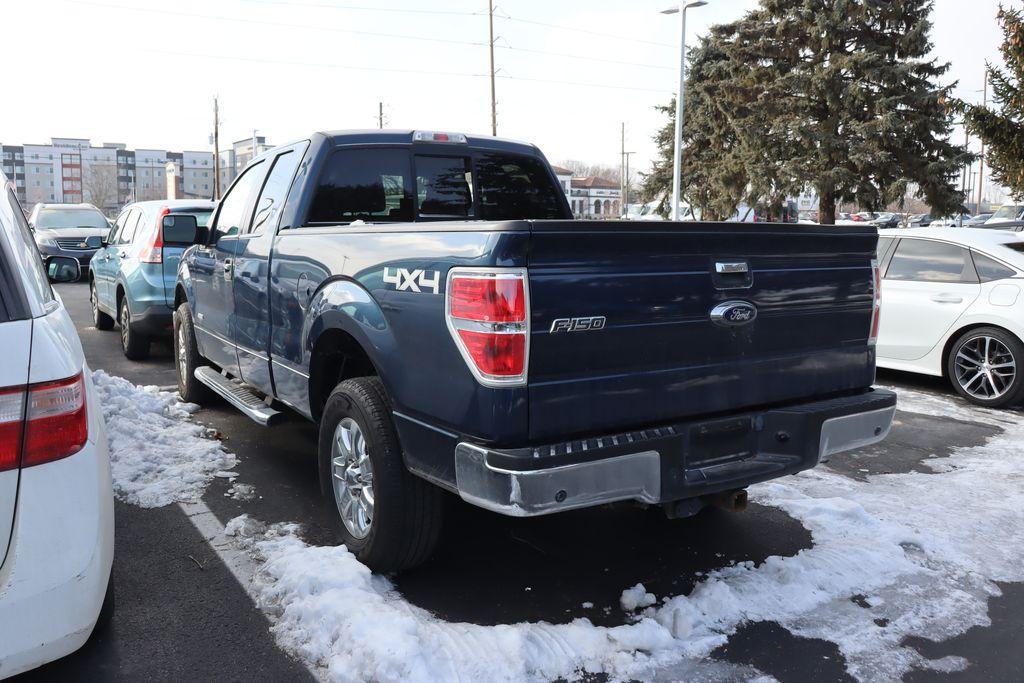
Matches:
[[83, 163, 118, 214], [558, 160, 620, 183]]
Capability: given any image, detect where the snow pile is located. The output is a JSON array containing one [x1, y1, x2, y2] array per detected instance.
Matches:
[[620, 583, 658, 612], [93, 370, 237, 507], [226, 386, 1024, 682]]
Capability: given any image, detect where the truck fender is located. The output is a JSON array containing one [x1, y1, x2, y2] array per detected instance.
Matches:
[[303, 277, 399, 408], [174, 258, 196, 310]]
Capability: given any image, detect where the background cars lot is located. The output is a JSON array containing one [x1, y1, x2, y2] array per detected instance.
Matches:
[[28, 203, 110, 277], [13, 279, 1024, 682]]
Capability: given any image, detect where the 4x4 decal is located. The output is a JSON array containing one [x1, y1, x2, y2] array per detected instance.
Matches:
[[383, 267, 440, 294]]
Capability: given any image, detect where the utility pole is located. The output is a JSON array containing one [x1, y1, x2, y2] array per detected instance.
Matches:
[[488, 0, 497, 136], [977, 71, 988, 213], [378, 102, 384, 129], [252, 128, 259, 162], [213, 96, 221, 200], [620, 122, 634, 214]]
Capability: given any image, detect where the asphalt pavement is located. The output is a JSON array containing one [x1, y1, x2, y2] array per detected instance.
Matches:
[[16, 281, 1024, 682]]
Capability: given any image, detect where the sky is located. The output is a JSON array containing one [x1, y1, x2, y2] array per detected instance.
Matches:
[[0, 0, 1012, 178]]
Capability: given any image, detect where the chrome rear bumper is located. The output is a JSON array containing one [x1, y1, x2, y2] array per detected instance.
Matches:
[[454, 389, 896, 517]]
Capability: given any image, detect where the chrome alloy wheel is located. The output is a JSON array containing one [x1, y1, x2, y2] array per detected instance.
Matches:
[[177, 322, 188, 381], [331, 417, 375, 539], [954, 335, 1017, 401], [120, 302, 130, 350], [91, 283, 99, 320]]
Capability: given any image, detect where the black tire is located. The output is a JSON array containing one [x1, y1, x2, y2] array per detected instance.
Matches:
[[947, 326, 1024, 408], [119, 297, 150, 360], [173, 303, 213, 404], [91, 280, 114, 330], [319, 377, 443, 573]]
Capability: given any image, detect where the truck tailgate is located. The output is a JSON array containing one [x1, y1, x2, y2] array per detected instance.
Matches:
[[526, 221, 878, 442]]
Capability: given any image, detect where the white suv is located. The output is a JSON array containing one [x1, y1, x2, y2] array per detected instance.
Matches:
[[0, 174, 114, 676]]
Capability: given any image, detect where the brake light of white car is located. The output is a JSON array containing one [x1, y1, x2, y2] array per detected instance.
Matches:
[[139, 207, 171, 264], [869, 258, 881, 346], [446, 269, 529, 386], [0, 373, 88, 471]]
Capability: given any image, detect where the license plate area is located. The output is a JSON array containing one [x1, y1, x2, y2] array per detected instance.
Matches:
[[686, 416, 756, 469]]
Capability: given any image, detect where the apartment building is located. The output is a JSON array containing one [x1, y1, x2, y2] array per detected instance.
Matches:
[[0, 135, 270, 214]]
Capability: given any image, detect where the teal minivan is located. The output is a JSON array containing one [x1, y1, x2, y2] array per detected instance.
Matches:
[[89, 200, 214, 359]]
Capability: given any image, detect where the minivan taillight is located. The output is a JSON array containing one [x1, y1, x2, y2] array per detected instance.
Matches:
[[0, 373, 87, 471], [868, 259, 881, 346], [446, 269, 529, 386], [140, 207, 170, 264]]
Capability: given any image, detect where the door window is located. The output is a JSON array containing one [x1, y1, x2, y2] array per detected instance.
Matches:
[[213, 162, 265, 241], [250, 150, 301, 235], [415, 156, 473, 218], [307, 148, 413, 224], [108, 209, 130, 244], [885, 239, 976, 283]]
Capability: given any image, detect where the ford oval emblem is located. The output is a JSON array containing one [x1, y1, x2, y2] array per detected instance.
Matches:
[[710, 301, 757, 327]]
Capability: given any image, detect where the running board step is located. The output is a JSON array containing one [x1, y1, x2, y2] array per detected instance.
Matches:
[[194, 366, 282, 426]]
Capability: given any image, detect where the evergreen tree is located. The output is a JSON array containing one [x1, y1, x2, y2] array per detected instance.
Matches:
[[958, 5, 1024, 200], [643, 0, 970, 224]]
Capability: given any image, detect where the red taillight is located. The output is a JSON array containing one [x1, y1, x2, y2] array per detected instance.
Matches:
[[869, 259, 881, 346], [0, 387, 25, 472], [446, 270, 529, 385], [140, 207, 169, 264], [450, 277, 526, 323], [0, 373, 88, 470]]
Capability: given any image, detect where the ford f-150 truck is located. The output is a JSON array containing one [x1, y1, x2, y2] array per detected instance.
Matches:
[[172, 130, 895, 572]]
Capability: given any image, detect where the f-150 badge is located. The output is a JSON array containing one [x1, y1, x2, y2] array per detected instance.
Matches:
[[550, 316, 607, 333], [383, 267, 440, 293]]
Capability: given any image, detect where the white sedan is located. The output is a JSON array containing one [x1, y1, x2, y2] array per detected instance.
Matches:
[[0, 173, 114, 676], [876, 228, 1024, 407]]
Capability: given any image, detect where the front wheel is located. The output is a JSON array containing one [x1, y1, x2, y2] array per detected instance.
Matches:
[[119, 298, 150, 360], [319, 377, 443, 573], [947, 327, 1024, 408], [91, 280, 114, 330]]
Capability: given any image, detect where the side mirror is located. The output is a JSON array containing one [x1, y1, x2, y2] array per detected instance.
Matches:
[[45, 256, 81, 283], [85, 235, 103, 250], [162, 214, 200, 245]]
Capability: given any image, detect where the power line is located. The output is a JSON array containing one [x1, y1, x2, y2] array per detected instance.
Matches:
[[144, 48, 671, 94], [241, 0, 482, 17], [495, 12, 676, 49]]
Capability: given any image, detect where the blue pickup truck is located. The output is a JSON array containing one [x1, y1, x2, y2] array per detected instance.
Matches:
[[172, 130, 895, 572]]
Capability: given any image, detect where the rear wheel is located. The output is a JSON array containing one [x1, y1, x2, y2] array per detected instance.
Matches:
[[91, 280, 114, 330], [119, 298, 150, 360], [947, 326, 1024, 408], [173, 303, 213, 404], [319, 377, 443, 572]]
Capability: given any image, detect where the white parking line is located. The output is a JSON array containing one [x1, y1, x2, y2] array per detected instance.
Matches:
[[177, 499, 324, 681]]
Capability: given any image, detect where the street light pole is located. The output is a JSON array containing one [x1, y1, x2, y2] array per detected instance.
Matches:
[[662, 1, 707, 221]]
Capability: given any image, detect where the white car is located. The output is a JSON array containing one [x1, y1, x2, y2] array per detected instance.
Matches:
[[0, 173, 114, 677], [876, 228, 1024, 407], [985, 203, 1024, 225]]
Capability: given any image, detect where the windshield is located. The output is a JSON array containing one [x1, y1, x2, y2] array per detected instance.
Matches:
[[35, 207, 108, 229], [174, 209, 213, 227], [991, 205, 1024, 221]]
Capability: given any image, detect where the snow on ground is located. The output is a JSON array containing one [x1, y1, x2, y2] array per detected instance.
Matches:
[[93, 370, 237, 507], [224, 386, 1024, 683], [95, 368, 1024, 681]]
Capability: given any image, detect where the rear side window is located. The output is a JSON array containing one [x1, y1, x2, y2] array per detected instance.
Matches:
[[475, 153, 565, 220], [972, 252, 1017, 282], [415, 156, 474, 218], [876, 236, 894, 260], [7, 189, 54, 307], [251, 151, 301, 235], [885, 239, 975, 283], [308, 149, 413, 224], [118, 209, 141, 245]]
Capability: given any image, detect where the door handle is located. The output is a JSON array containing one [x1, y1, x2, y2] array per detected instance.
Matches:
[[118, 251, 127, 258], [222, 258, 233, 279], [931, 294, 963, 304]]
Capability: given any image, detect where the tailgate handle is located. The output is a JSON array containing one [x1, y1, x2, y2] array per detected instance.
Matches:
[[716, 261, 748, 274]]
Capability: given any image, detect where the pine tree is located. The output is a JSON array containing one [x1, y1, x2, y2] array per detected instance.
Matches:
[[643, 0, 970, 224], [959, 5, 1024, 200]]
